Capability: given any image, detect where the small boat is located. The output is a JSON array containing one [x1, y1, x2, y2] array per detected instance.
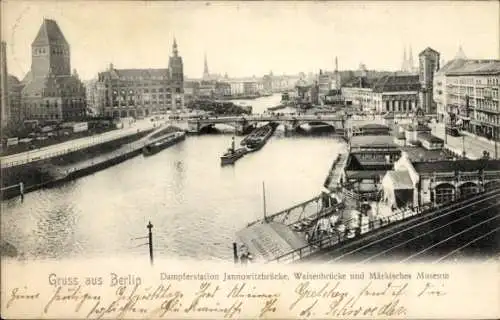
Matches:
[[221, 137, 247, 165], [142, 131, 186, 156]]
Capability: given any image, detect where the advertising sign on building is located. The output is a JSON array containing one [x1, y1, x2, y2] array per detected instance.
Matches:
[[6, 137, 19, 146], [72, 122, 88, 133]]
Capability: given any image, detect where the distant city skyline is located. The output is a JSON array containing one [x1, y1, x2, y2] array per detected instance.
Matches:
[[2, 1, 499, 81]]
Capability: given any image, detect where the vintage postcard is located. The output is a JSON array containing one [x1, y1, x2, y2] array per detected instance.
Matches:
[[1, 0, 499, 319]]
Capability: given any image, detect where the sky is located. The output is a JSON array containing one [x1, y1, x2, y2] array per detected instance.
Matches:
[[2, 1, 499, 81]]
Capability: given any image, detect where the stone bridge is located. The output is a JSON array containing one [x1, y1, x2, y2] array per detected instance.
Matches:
[[187, 114, 348, 134]]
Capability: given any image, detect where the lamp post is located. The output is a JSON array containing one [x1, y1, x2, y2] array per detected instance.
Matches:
[[147, 221, 154, 265]]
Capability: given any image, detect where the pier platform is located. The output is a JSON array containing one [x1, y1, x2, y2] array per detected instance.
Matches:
[[236, 221, 308, 261]]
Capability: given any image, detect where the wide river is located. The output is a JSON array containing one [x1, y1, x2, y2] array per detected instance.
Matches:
[[1, 94, 345, 261]]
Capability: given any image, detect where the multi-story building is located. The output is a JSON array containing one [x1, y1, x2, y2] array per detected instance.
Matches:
[[229, 81, 244, 96], [261, 71, 300, 93], [20, 19, 86, 122], [198, 80, 216, 99], [342, 77, 375, 110], [84, 79, 106, 117], [7, 75, 23, 124], [1, 41, 9, 128], [418, 47, 440, 114], [433, 47, 468, 123], [184, 80, 200, 104], [372, 75, 420, 113], [342, 74, 420, 113], [97, 39, 184, 118], [310, 81, 319, 105], [243, 81, 258, 95], [215, 81, 231, 98], [318, 70, 333, 100], [442, 60, 500, 141]]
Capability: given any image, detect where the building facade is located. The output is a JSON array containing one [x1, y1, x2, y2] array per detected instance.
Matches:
[[7, 75, 23, 124], [342, 74, 420, 113], [84, 79, 106, 117], [434, 47, 470, 123], [184, 80, 200, 104], [243, 81, 258, 95], [418, 47, 440, 114], [444, 60, 500, 141], [1, 41, 9, 128], [21, 19, 86, 122], [97, 39, 184, 118], [388, 153, 500, 207]]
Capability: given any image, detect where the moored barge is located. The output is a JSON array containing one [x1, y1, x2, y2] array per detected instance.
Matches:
[[142, 131, 186, 156], [241, 123, 278, 152]]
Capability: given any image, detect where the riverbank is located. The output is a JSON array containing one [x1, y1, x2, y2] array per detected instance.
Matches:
[[1, 128, 156, 200]]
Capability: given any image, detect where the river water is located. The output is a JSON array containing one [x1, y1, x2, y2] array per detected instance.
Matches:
[[1, 94, 345, 261]]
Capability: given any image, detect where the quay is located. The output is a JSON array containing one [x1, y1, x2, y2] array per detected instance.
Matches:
[[0, 119, 158, 169], [0, 125, 184, 200]]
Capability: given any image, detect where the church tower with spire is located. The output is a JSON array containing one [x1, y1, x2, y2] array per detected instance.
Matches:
[[408, 45, 415, 72], [169, 37, 184, 110], [203, 52, 210, 80], [402, 46, 408, 72], [332, 56, 341, 89]]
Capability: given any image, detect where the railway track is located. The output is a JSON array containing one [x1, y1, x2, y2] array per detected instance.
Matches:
[[304, 188, 500, 263]]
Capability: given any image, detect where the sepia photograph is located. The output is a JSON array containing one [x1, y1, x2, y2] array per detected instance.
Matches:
[[1, 0, 499, 318]]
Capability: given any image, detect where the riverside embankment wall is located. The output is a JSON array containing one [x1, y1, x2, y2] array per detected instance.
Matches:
[[1, 129, 153, 200]]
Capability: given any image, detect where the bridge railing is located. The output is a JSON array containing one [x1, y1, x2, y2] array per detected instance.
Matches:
[[247, 196, 322, 227], [269, 188, 500, 264], [269, 206, 425, 264]]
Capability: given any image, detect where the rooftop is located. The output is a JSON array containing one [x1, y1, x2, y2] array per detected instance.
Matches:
[[403, 123, 432, 132], [384, 170, 413, 189], [32, 19, 68, 47], [350, 135, 398, 148], [100, 68, 169, 80], [345, 170, 388, 180], [342, 76, 375, 88], [358, 123, 391, 130], [445, 59, 500, 76], [419, 47, 440, 57], [372, 74, 420, 93], [345, 154, 395, 171], [412, 159, 500, 173], [401, 147, 451, 162]]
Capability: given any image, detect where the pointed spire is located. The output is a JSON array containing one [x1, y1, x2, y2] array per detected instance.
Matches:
[[172, 37, 178, 57], [402, 46, 408, 71], [455, 45, 467, 60], [203, 52, 209, 77], [335, 56, 338, 72], [408, 45, 414, 70]]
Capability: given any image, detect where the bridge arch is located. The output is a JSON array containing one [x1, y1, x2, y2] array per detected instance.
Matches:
[[458, 181, 479, 198], [299, 121, 336, 130], [433, 182, 456, 204]]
